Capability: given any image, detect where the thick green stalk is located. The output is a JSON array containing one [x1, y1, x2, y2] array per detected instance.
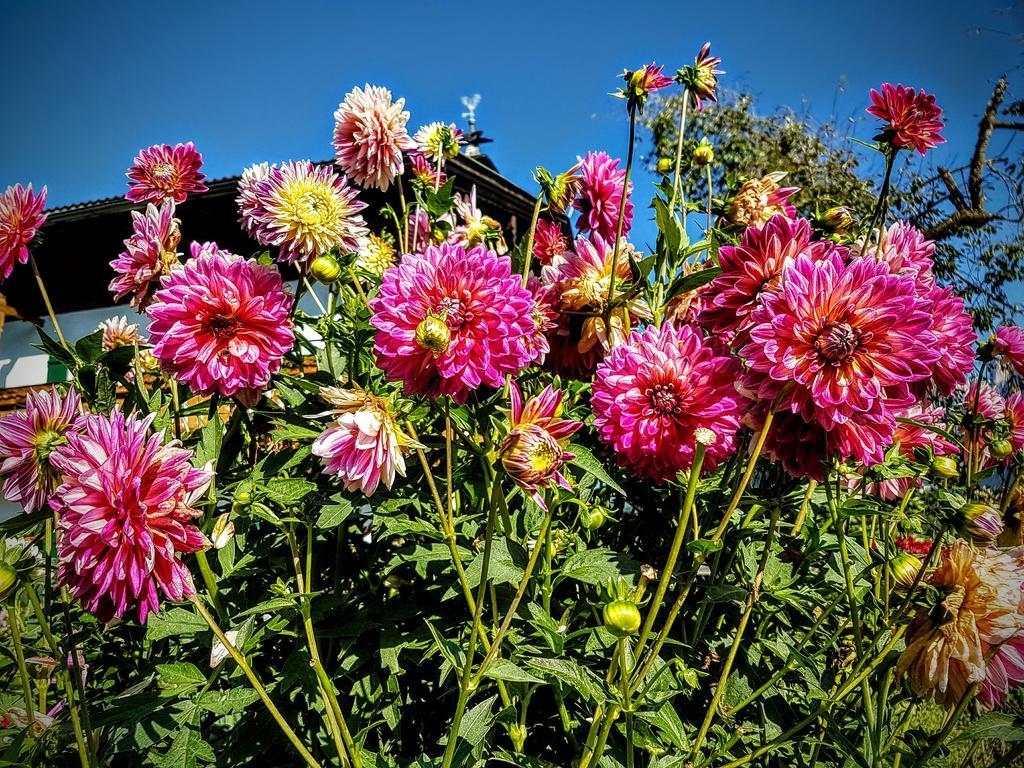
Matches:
[[605, 108, 637, 307], [28, 251, 68, 350], [188, 595, 322, 768], [668, 91, 690, 221], [8, 598, 37, 727], [520, 194, 544, 287]]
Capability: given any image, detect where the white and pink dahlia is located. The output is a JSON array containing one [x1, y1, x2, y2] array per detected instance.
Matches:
[[574, 152, 633, 242], [0, 184, 47, 283], [740, 251, 939, 431], [147, 249, 294, 405], [333, 85, 414, 192], [915, 285, 975, 397], [109, 200, 181, 310], [245, 161, 368, 264], [98, 315, 144, 351], [412, 122, 463, 162], [237, 162, 272, 238], [312, 387, 420, 496], [592, 322, 745, 482], [728, 172, 798, 228], [857, 221, 936, 291], [0, 387, 85, 514], [994, 325, 1024, 376], [50, 410, 211, 622], [370, 242, 536, 403], [500, 384, 582, 506], [125, 142, 208, 204]]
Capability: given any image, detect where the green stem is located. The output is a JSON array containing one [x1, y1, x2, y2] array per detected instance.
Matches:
[[188, 594, 322, 768], [690, 506, 780, 759], [705, 163, 713, 233], [792, 479, 817, 535], [909, 682, 979, 768], [605, 108, 637, 307], [28, 251, 68, 350], [668, 92, 690, 220], [60, 594, 99, 764], [8, 598, 37, 727], [859, 148, 896, 258], [520, 194, 544, 287]]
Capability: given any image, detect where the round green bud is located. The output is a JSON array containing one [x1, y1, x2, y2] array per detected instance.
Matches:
[[603, 599, 642, 636], [310, 255, 343, 285], [929, 455, 958, 479]]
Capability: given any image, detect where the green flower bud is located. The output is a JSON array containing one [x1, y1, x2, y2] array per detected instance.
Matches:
[[821, 206, 854, 232], [579, 505, 608, 531], [0, 563, 17, 602], [415, 313, 452, 355], [310, 255, 343, 285], [990, 439, 1013, 459], [930, 455, 958, 479], [692, 138, 715, 166], [603, 599, 642, 636], [655, 157, 673, 174], [889, 551, 923, 589]]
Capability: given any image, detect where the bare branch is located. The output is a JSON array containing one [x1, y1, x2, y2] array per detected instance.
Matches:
[[969, 75, 1008, 209], [938, 167, 969, 211], [993, 120, 1024, 130], [922, 209, 999, 241]]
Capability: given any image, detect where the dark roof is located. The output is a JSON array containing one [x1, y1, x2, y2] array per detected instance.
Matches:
[[6, 155, 536, 319]]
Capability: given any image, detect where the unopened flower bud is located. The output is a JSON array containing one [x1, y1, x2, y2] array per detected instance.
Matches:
[[821, 206, 854, 232], [990, 439, 1013, 459], [579, 505, 609, 531], [692, 138, 714, 166], [211, 513, 235, 550], [603, 599, 642, 636], [507, 723, 527, 752], [310, 254, 343, 284], [889, 551, 923, 589], [960, 502, 1004, 544], [930, 456, 958, 479], [0, 563, 17, 602], [656, 157, 673, 174], [415, 313, 452, 355]]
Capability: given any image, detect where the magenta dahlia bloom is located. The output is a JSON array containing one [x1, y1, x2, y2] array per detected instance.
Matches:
[[698, 215, 833, 338], [500, 383, 582, 506], [147, 249, 294, 404], [740, 251, 939, 430], [524, 275, 557, 365], [532, 219, 570, 266], [0, 184, 47, 283], [858, 221, 936, 292], [867, 83, 945, 156], [914, 285, 975, 397], [333, 85, 414, 193], [125, 142, 208, 204], [677, 42, 725, 111], [245, 161, 368, 264], [1007, 393, 1024, 454], [109, 200, 181, 310], [409, 152, 445, 189], [994, 326, 1024, 375], [50, 410, 211, 622], [371, 243, 536, 403], [312, 387, 420, 496], [619, 62, 674, 113], [573, 152, 633, 242], [592, 322, 745, 482], [0, 387, 85, 514]]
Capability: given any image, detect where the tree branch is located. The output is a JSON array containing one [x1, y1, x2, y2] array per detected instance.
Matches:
[[968, 74, 1007, 209]]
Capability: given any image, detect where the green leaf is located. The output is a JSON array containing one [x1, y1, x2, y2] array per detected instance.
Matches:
[[952, 712, 1024, 743], [195, 688, 259, 716], [192, 418, 222, 468], [557, 547, 638, 586], [74, 330, 105, 364], [687, 538, 724, 555], [483, 659, 545, 684], [457, 694, 497, 746], [265, 478, 317, 507], [236, 595, 303, 618], [150, 727, 215, 768], [669, 266, 722, 298], [146, 608, 208, 642], [33, 328, 75, 367], [156, 663, 206, 692], [316, 494, 354, 529], [524, 657, 607, 703], [568, 443, 625, 495]]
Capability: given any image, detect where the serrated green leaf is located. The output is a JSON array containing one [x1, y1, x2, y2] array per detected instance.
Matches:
[[146, 608, 208, 642], [156, 662, 206, 691], [316, 494, 354, 528], [557, 547, 638, 586], [195, 688, 259, 716], [524, 657, 607, 703], [265, 478, 317, 507], [457, 694, 497, 746], [568, 443, 625, 495], [952, 712, 1024, 743], [483, 658, 545, 684]]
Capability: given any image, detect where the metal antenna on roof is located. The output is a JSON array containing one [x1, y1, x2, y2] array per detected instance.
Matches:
[[461, 94, 483, 157]]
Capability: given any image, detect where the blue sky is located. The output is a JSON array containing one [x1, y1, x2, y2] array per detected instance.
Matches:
[[1, 0, 1021, 253]]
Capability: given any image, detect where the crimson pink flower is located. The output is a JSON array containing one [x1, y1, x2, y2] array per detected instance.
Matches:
[[49, 410, 211, 622], [532, 219, 570, 266], [574, 151, 633, 242], [677, 42, 724, 111], [740, 251, 939, 431], [245, 160, 368, 264], [109, 200, 181, 310], [698, 215, 833, 338], [619, 62, 673, 113], [914, 285, 975, 397], [867, 83, 946, 156], [147, 248, 295, 405], [858, 221, 936, 292], [333, 85, 414, 193], [500, 383, 582, 506], [994, 325, 1024, 375], [591, 322, 745, 482], [524, 275, 557, 366], [370, 242, 537, 403], [0, 184, 47, 282], [1006, 392, 1024, 453], [312, 387, 420, 496], [0, 387, 85, 514], [125, 142, 208, 204]]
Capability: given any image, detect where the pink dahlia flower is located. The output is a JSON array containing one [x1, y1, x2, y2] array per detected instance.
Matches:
[[500, 383, 582, 506], [409, 152, 445, 189], [740, 251, 939, 431], [370, 242, 537, 403], [728, 172, 798, 228], [857, 221, 936, 292], [1006, 392, 1024, 453], [333, 85, 414, 192], [245, 161, 368, 264], [867, 83, 945, 156], [540, 235, 651, 378], [979, 635, 1024, 711], [236, 162, 273, 239], [524, 275, 557, 365], [0, 184, 47, 283], [574, 152, 633, 242], [312, 387, 420, 496], [125, 142, 208, 204], [591, 322, 745, 482], [994, 325, 1024, 375], [109, 200, 182, 310], [98, 316, 144, 352], [914, 285, 975, 397], [147, 249, 294, 404], [964, 380, 1006, 470], [698, 215, 832, 338], [619, 62, 673, 113], [677, 42, 725, 111], [532, 219, 570, 266], [50, 410, 211, 622], [451, 186, 507, 254], [0, 387, 85, 514]]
